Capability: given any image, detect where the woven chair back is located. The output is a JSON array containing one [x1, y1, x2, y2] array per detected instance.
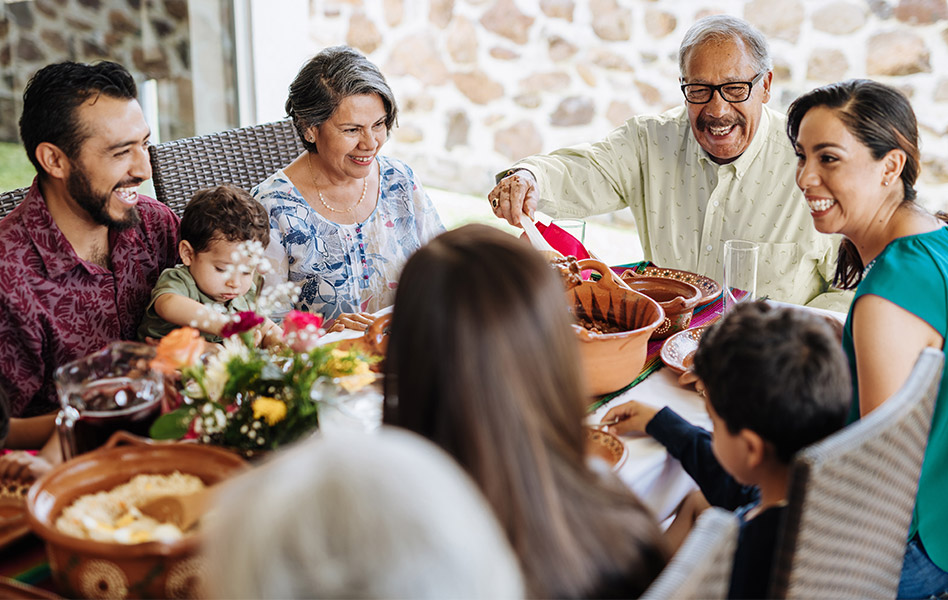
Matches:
[[0, 186, 30, 220], [771, 347, 944, 599], [148, 119, 303, 216], [642, 507, 739, 600]]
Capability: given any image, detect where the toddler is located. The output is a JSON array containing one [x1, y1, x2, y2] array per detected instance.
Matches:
[[604, 301, 850, 598], [138, 184, 281, 346]]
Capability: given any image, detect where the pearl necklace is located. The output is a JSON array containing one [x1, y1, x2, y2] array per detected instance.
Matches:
[[307, 153, 367, 214]]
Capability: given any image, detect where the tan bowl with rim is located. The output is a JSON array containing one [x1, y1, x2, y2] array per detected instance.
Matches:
[[622, 276, 703, 340], [569, 259, 665, 397], [26, 432, 248, 599]]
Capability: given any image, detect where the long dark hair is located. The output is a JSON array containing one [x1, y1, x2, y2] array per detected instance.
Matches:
[[786, 79, 940, 289], [383, 224, 667, 598]]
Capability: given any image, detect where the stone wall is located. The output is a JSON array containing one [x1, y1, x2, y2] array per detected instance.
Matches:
[[295, 0, 948, 210], [0, 0, 198, 143]]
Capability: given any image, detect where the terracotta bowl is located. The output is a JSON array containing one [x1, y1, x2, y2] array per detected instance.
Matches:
[[585, 428, 628, 470], [622, 276, 703, 340], [26, 433, 248, 599], [569, 260, 665, 397]]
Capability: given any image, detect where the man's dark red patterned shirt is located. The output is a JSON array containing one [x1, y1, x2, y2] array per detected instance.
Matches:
[[0, 180, 179, 417]]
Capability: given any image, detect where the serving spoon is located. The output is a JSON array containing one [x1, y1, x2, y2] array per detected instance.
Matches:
[[138, 485, 216, 531]]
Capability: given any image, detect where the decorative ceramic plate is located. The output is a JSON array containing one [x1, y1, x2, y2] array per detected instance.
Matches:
[[0, 480, 31, 550], [660, 326, 708, 375], [622, 267, 721, 308], [585, 428, 628, 471]]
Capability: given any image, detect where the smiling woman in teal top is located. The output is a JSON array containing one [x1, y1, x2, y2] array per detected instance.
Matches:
[[787, 79, 948, 598]]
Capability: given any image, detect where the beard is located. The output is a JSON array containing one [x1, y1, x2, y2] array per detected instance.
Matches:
[[65, 163, 141, 232]]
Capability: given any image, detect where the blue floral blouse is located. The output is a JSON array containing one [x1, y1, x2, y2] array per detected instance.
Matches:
[[253, 155, 444, 322]]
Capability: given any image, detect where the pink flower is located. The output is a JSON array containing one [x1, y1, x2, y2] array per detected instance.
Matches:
[[283, 310, 325, 352], [221, 311, 264, 338]]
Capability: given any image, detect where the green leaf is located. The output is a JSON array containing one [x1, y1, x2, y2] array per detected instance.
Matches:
[[149, 408, 195, 439]]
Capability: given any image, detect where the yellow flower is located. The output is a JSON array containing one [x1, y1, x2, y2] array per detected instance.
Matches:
[[252, 396, 287, 426]]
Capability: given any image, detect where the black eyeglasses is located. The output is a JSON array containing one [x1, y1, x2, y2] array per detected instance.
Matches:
[[680, 72, 765, 104]]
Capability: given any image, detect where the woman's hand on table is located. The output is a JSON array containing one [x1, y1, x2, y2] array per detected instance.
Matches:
[[329, 312, 376, 333], [487, 170, 539, 227], [603, 400, 661, 436]]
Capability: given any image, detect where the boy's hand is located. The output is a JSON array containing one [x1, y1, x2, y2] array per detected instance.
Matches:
[[603, 400, 661, 436]]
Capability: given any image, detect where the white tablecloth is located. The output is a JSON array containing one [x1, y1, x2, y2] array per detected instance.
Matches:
[[319, 303, 846, 523], [588, 302, 846, 522], [589, 368, 710, 522]]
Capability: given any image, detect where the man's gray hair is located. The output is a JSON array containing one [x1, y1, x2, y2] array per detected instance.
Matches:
[[678, 15, 773, 79]]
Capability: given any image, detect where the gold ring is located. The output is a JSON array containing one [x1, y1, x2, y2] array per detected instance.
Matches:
[[491, 198, 499, 209]]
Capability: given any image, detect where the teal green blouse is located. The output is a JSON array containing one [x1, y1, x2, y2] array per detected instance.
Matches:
[[842, 226, 948, 569]]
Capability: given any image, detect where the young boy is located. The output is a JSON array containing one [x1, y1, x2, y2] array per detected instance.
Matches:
[[604, 301, 851, 598], [138, 185, 281, 346]]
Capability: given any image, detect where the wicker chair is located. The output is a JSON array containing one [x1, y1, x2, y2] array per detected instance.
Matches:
[[0, 186, 30, 220], [770, 347, 944, 599], [641, 507, 739, 600], [148, 119, 303, 216]]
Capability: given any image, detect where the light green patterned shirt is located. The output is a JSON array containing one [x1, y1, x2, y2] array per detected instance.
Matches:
[[514, 105, 852, 312]]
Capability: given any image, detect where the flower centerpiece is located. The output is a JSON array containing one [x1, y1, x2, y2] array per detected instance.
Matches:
[[149, 310, 377, 453]]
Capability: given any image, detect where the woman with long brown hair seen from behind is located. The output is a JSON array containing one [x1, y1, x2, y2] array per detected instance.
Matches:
[[788, 79, 948, 598], [383, 224, 668, 598]]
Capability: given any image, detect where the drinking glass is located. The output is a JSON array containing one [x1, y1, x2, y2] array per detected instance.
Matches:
[[55, 342, 163, 460], [552, 219, 587, 244], [723, 240, 759, 312]]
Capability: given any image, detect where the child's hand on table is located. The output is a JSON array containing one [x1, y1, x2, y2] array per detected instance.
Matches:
[[602, 399, 661, 436]]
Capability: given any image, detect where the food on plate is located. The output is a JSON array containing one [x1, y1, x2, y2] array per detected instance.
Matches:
[[55, 472, 205, 544], [548, 254, 582, 290]]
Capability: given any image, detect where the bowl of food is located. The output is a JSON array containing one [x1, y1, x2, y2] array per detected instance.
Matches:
[[620, 266, 721, 308], [568, 259, 665, 397], [26, 433, 248, 599], [585, 428, 628, 471], [621, 276, 702, 340]]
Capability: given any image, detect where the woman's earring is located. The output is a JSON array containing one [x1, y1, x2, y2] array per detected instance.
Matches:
[[883, 179, 890, 186]]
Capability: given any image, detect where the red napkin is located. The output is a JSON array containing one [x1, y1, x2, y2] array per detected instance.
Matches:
[[536, 221, 591, 260]]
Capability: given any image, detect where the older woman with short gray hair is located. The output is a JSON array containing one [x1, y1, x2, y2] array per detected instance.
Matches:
[[204, 428, 524, 598], [254, 46, 443, 331]]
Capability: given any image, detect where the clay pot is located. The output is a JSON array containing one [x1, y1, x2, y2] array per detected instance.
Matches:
[[622, 276, 702, 340], [569, 260, 665, 396], [26, 432, 248, 599]]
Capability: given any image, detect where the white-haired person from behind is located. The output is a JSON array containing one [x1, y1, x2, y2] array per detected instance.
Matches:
[[204, 427, 524, 599]]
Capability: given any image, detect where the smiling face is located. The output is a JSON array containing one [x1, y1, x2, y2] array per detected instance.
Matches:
[[181, 238, 257, 304], [66, 95, 152, 229], [794, 106, 893, 237], [683, 37, 771, 164], [310, 93, 387, 180]]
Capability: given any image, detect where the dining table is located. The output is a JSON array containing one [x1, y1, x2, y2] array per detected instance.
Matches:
[[0, 297, 846, 595], [318, 299, 847, 525]]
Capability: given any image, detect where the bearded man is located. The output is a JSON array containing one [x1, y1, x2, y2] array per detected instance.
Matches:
[[0, 61, 179, 447], [489, 15, 851, 312]]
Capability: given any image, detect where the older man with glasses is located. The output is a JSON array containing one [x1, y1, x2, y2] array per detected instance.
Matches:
[[489, 15, 850, 311]]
